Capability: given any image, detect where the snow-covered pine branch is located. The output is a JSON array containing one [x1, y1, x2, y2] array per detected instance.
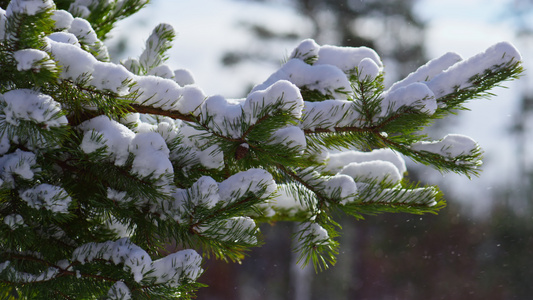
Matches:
[[0, 0, 523, 298]]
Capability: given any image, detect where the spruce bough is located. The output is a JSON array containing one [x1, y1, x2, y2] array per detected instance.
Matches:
[[0, 0, 523, 299]]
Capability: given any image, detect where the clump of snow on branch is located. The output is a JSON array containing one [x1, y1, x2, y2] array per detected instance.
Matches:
[[0, 149, 38, 187], [20, 184, 72, 213], [72, 238, 202, 286], [107, 281, 131, 300], [13, 49, 54, 72], [4, 214, 24, 230], [411, 134, 480, 159], [1, 89, 67, 128], [6, 0, 54, 16]]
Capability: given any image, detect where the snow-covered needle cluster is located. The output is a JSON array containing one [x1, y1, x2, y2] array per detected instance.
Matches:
[[0, 0, 523, 299]]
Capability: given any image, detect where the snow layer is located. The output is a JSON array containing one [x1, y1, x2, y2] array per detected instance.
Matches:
[[320, 174, 357, 204], [72, 238, 202, 286], [218, 168, 276, 204], [300, 99, 362, 131], [340, 161, 402, 184], [268, 125, 306, 150], [388, 52, 463, 92], [132, 75, 206, 113], [174, 69, 195, 86], [380, 82, 437, 116], [0, 9, 6, 41], [129, 131, 173, 179], [199, 80, 303, 139], [299, 222, 329, 245], [79, 116, 135, 166], [139, 23, 174, 71], [46, 38, 132, 94], [47, 32, 80, 46], [4, 214, 24, 230], [426, 42, 521, 99], [169, 169, 276, 222], [6, 0, 54, 16], [20, 184, 71, 214], [411, 134, 479, 158], [0, 149, 37, 187], [107, 281, 131, 300], [1, 89, 67, 128], [68, 18, 97, 45], [51, 9, 74, 30], [269, 184, 317, 216], [252, 59, 351, 99], [316, 44, 383, 73], [326, 148, 406, 175], [290, 38, 320, 61], [0, 260, 59, 283], [178, 123, 224, 169], [198, 217, 258, 244], [13, 49, 53, 72]]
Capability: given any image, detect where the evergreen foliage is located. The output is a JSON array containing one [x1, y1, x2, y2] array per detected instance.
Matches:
[[0, 0, 523, 298]]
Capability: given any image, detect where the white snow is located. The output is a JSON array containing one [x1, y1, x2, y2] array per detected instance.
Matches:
[[268, 125, 306, 150], [139, 23, 174, 71], [0, 149, 37, 187], [0, 9, 6, 41], [4, 214, 24, 230], [130, 131, 173, 180], [13, 49, 53, 72], [300, 99, 362, 131], [339, 160, 402, 185], [168, 170, 275, 222], [46, 37, 97, 80], [72, 238, 202, 285], [251, 59, 351, 100], [79, 116, 135, 166], [178, 123, 224, 169], [198, 80, 303, 139], [68, 17, 98, 45], [299, 222, 329, 245], [179, 176, 220, 209], [198, 217, 258, 244], [6, 0, 55, 16], [107, 281, 131, 300], [47, 32, 80, 46], [269, 184, 316, 214], [380, 82, 437, 116], [290, 39, 320, 61], [107, 188, 131, 204], [321, 174, 357, 204], [68, 0, 91, 18], [89, 62, 133, 95], [316, 44, 383, 74], [47, 38, 130, 94], [426, 41, 522, 99], [174, 69, 195, 86], [1, 89, 67, 127], [132, 75, 206, 113], [358, 57, 381, 81], [411, 134, 479, 158], [387, 52, 463, 92], [218, 168, 276, 204], [51, 9, 74, 30], [147, 64, 174, 79], [326, 148, 406, 175], [19, 183, 72, 214]]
